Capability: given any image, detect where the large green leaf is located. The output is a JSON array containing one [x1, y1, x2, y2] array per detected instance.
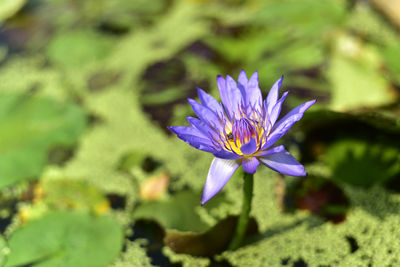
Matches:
[[0, 94, 86, 189], [325, 139, 400, 187], [0, 0, 25, 23], [328, 53, 392, 110], [382, 44, 400, 85], [327, 35, 394, 110], [5, 211, 123, 267]]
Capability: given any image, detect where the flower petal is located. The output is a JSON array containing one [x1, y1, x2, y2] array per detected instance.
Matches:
[[217, 75, 230, 115], [258, 147, 306, 176], [226, 75, 244, 117], [240, 137, 258, 155], [266, 76, 284, 116], [214, 149, 242, 159], [246, 71, 262, 112], [197, 88, 224, 116], [262, 99, 316, 150], [255, 145, 285, 157], [268, 91, 289, 128], [186, 116, 218, 139], [242, 157, 259, 174], [201, 158, 240, 205], [237, 70, 248, 96], [274, 99, 317, 130], [168, 126, 205, 138], [173, 133, 217, 153], [188, 98, 222, 131], [168, 126, 218, 153]]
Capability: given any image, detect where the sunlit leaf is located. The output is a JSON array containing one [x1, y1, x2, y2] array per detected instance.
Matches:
[[0, 94, 86, 189], [0, 0, 25, 23], [5, 211, 123, 267], [382, 44, 400, 85], [327, 35, 394, 110]]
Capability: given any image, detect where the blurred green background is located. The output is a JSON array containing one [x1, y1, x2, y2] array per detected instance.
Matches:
[[0, 0, 399, 266]]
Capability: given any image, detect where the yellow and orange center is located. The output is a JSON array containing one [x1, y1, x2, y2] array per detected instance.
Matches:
[[221, 118, 265, 156]]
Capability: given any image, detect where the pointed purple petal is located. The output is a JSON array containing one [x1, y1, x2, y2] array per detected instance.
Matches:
[[168, 126, 205, 138], [266, 76, 284, 116], [273, 99, 317, 130], [255, 145, 285, 157], [186, 116, 218, 139], [262, 99, 316, 150], [226, 75, 244, 116], [168, 126, 218, 153], [188, 98, 222, 131], [171, 132, 217, 153], [201, 158, 240, 205], [258, 147, 306, 176], [214, 150, 242, 160], [217, 75, 230, 114], [268, 91, 289, 127], [246, 71, 262, 112], [242, 157, 259, 174], [197, 88, 224, 116], [240, 137, 258, 155], [238, 70, 248, 91], [237, 70, 248, 100]]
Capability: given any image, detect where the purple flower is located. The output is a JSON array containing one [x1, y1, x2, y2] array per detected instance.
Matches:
[[168, 71, 316, 205]]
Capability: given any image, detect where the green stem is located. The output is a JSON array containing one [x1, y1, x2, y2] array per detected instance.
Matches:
[[228, 171, 254, 250]]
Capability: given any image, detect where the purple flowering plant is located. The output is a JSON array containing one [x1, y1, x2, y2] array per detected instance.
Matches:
[[169, 70, 315, 203], [169, 70, 315, 249]]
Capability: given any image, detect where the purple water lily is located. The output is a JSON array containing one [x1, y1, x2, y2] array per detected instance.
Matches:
[[168, 71, 316, 205]]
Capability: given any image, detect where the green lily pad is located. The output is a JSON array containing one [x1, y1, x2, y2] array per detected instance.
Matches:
[[382, 44, 400, 85], [299, 110, 400, 187], [0, 94, 86, 189], [5, 211, 123, 267], [328, 35, 393, 110], [328, 55, 392, 110], [0, 0, 25, 23], [326, 139, 400, 187], [47, 30, 112, 68]]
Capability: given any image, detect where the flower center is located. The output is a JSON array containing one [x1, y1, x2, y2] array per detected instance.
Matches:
[[232, 118, 256, 144], [222, 118, 264, 155]]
